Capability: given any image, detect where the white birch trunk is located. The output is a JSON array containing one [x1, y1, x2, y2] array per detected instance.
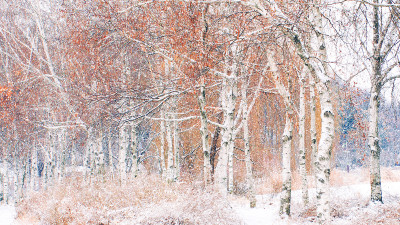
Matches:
[[118, 124, 129, 184], [267, 51, 294, 216], [119, 124, 129, 184], [310, 76, 318, 175], [369, 84, 382, 202], [96, 131, 105, 177], [166, 113, 175, 182], [46, 130, 56, 186], [0, 173, 4, 204], [198, 77, 212, 185], [215, 73, 237, 194], [3, 169, 8, 204], [314, 83, 334, 223], [107, 129, 114, 175], [215, 79, 230, 194], [299, 70, 309, 206], [159, 110, 167, 176], [13, 160, 19, 204], [280, 113, 292, 216], [131, 125, 138, 178], [30, 148, 38, 191], [241, 79, 256, 208], [173, 116, 180, 181], [58, 129, 67, 182], [369, 1, 383, 203]]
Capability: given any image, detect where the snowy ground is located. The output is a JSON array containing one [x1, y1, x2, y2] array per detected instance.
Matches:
[[233, 182, 400, 225], [3, 181, 400, 224], [0, 204, 16, 225]]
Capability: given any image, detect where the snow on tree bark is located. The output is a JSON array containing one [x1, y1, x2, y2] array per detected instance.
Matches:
[[280, 113, 292, 216], [166, 112, 175, 183], [299, 69, 309, 206], [119, 124, 129, 184], [310, 75, 318, 176], [369, 0, 383, 203], [241, 77, 256, 208], [315, 82, 334, 223], [131, 125, 138, 178], [198, 77, 212, 185], [369, 84, 382, 202], [159, 110, 167, 176]]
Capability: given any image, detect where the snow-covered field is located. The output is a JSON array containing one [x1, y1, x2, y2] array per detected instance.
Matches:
[[3, 176, 400, 224], [0, 205, 16, 225], [233, 182, 400, 225]]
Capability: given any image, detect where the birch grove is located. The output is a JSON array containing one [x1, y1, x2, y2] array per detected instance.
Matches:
[[1, 1, 400, 224]]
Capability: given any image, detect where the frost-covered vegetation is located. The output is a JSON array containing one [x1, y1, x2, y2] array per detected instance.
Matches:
[[16, 174, 241, 224], [1, 0, 400, 224]]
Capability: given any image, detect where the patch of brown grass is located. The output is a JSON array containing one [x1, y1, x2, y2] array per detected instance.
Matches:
[[16, 174, 242, 225]]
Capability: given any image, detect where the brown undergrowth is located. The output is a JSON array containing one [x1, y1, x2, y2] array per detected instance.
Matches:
[[16, 174, 241, 225]]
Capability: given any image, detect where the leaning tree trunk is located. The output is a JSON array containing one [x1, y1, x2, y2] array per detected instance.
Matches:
[[299, 70, 309, 206], [280, 113, 293, 216], [369, 84, 382, 202]]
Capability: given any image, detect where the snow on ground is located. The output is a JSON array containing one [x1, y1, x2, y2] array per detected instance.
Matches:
[[5, 176, 400, 224], [233, 182, 400, 225], [0, 204, 16, 225]]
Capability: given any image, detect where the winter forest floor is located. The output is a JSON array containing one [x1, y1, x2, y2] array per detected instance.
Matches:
[[1, 167, 400, 225]]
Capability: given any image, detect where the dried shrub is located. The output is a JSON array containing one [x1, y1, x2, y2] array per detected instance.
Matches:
[[16, 174, 241, 225]]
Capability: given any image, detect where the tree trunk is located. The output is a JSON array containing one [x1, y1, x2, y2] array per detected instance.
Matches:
[[299, 71, 309, 206], [310, 75, 318, 176], [369, 0, 383, 203], [174, 116, 180, 181], [166, 112, 175, 182], [369, 84, 382, 202], [131, 125, 138, 178], [210, 112, 223, 177], [199, 78, 212, 185], [280, 113, 292, 216], [3, 168, 8, 204], [315, 83, 334, 223], [215, 74, 237, 194], [242, 79, 256, 208], [159, 110, 167, 176], [58, 128, 67, 182], [119, 124, 129, 184], [30, 147, 38, 191]]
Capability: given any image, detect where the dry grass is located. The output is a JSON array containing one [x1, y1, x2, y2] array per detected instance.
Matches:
[[255, 167, 400, 195], [16, 174, 242, 225]]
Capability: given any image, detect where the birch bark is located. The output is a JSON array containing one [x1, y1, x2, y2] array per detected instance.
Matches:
[[166, 112, 175, 183], [369, 0, 383, 203], [369, 83, 382, 202], [280, 113, 292, 216], [198, 77, 212, 185], [299, 69, 309, 206], [310, 76, 318, 175], [131, 125, 138, 178], [119, 124, 129, 184], [159, 110, 167, 176], [241, 78, 256, 208]]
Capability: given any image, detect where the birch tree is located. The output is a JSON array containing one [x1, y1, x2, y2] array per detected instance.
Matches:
[[243, 1, 335, 222]]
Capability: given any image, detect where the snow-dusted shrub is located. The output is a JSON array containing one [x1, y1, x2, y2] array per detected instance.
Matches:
[[16, 174, 242, 224]]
